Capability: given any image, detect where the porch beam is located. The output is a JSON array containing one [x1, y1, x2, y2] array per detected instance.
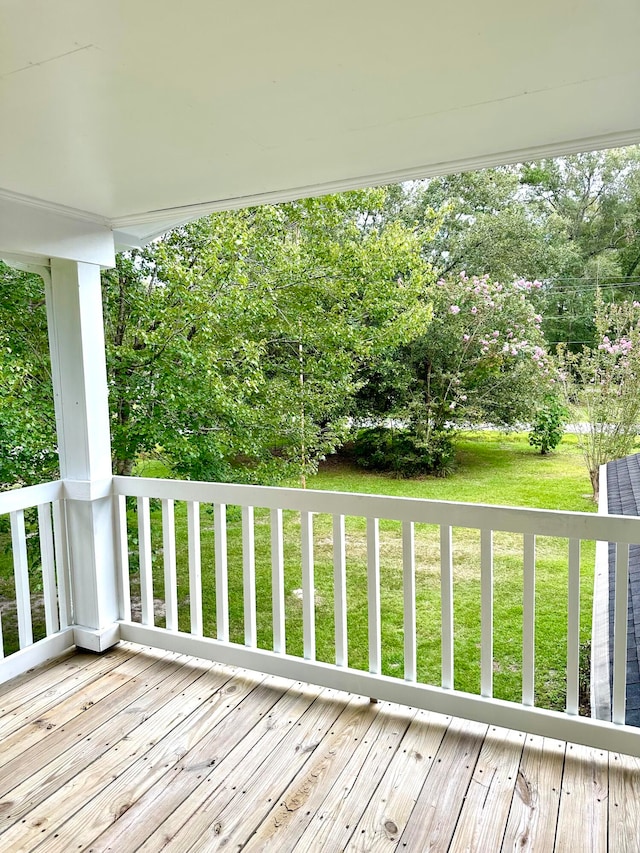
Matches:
[[0, 191, 115, 267]]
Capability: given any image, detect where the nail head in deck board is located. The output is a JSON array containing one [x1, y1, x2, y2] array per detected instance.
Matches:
[[288, 705, 416, 852], [397, 717, 488, 851], [154, 693, 371, 852], [500, 734, 565, 852], [0, 655, 230, 849], [449, 727, 525, 851], [343, 709, 451, 852], [555, 743, 608, 853], [244, 700, 388, 851], [85, 677, 323, 853], [609, 752, 640, 851]]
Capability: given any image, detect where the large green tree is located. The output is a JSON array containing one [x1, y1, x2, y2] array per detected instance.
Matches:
[[0, 191, 431, 487], [357, 273, 553, 458], [521, 148, 640, 349], [397, 168, 572, 283], [0, 263, 57, 487], [105, 190, 432, 483]]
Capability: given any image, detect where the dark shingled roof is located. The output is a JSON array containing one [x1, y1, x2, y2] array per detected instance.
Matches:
[[607, 455, 640, 726]]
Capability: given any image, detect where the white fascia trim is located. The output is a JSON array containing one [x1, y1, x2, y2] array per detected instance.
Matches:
[[0, 188, 110, 227], [112, 127, 640, 244], [0, 190, 115, 267]]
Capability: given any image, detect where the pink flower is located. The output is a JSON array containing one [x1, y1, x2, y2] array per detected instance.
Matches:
[[450, 305, 461, 315], [463, 334, 470, 342], [471, 306, 478, 315]]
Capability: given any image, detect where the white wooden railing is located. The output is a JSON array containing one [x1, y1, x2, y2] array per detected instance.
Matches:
[[0, 480, 73, 682], [2, 474, 640, 754], [113, 475, 640, 756]]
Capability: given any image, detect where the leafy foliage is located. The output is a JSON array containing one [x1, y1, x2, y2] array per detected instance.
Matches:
[[559, 293, 640, 498], [0, 264, 57, 487], [103, 191, 432, 484], [351, 425, 456, 477], [4, 147, 640, 488], [528, 394, 568, 455]]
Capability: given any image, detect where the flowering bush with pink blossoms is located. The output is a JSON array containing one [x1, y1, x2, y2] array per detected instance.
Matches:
[[404, 273, 554, 451], [559, 294, 640, 499]]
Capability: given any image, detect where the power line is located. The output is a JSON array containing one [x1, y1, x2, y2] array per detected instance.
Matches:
[[540, 281, 640, 292]]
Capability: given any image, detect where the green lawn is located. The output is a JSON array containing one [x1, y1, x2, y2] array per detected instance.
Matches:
[[122, 431, 595, 712], [0, 431, 596, 711]]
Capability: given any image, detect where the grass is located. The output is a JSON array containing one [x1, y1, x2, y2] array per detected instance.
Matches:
[[0, 431, 596, 711], [121, 430, 596, 712]]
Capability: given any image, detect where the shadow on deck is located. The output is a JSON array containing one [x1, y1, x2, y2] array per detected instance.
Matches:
[[0, 642, 639, 851]]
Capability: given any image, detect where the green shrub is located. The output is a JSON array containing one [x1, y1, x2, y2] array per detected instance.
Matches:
[[352, 426, 456, 477], [528, 395, 567, 455]]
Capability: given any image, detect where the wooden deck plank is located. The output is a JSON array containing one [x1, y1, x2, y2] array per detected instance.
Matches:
[[133, 679, 331, 853], [0, 643, 638, 852], [30, 667, 273, 853], [500, 735, 565, 852], [449, 726, 526, 851], [343, 709, 451, 852], [397, 716, 488, 851], [0, 654, 230, 851], [609, 751, 640, 852], [141, 690, 364, 853], [0, 653, 211, 835], [555, 743, 608, 853], [85, 676, 323, 853], [245, 703, 396, 853], [0, 644, 169, 770], [0, 650, 185, 804], [0, 648, 82, 713], [285, 703, 417, 852], [0, 647, 128, 733]]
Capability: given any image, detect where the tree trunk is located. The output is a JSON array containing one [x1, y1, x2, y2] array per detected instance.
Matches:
[[115, 458, 134, 476], [589, 466, 599, 502]]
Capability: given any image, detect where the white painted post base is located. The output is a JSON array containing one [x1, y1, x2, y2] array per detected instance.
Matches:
[[73, 623, 121, 653]]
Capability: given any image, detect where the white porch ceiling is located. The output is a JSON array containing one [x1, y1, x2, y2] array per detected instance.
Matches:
[[2, 0, 640, 250]]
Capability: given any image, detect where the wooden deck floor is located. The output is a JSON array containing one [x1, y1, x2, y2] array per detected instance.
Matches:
[[0, 644, 639, 852]]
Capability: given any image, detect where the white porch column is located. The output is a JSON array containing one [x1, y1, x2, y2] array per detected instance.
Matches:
[[45, 258, 119, 651]]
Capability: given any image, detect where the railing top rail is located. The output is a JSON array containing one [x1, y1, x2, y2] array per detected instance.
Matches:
[[0, 480, 64, 514], [113, 475, 639, 543]]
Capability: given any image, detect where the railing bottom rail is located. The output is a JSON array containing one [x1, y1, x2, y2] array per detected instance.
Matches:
[[0, 628, 74, 687], [119, 621, 640, 758]]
